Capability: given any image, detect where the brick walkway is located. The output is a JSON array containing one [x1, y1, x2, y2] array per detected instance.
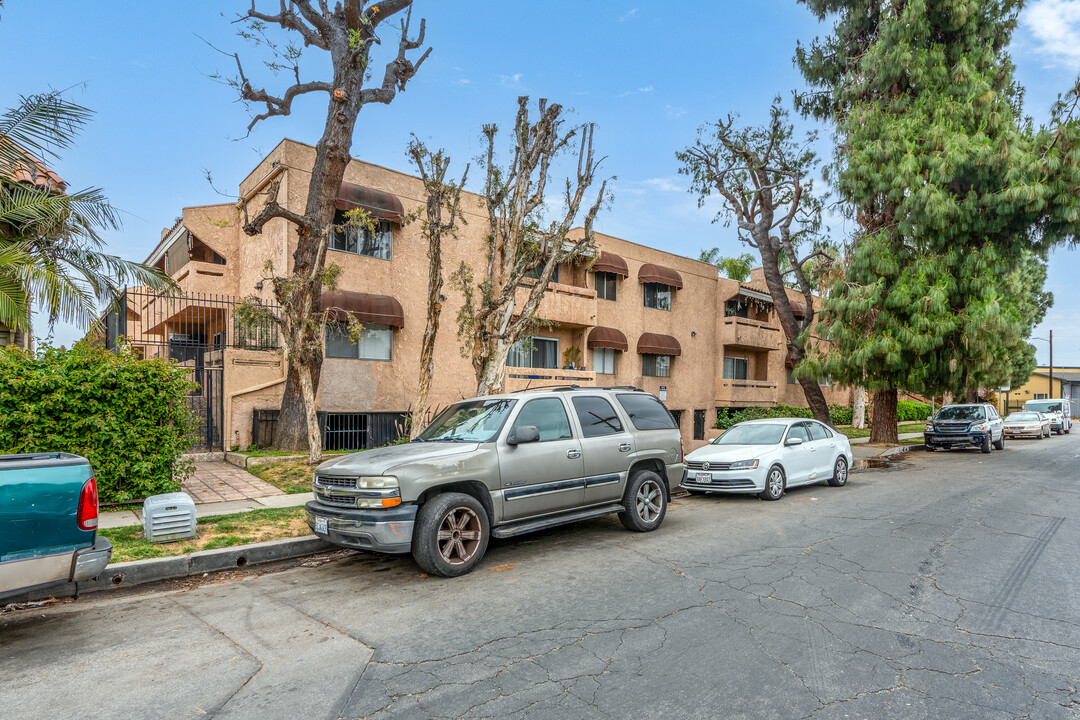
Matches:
[[181, 461, 284, 503]]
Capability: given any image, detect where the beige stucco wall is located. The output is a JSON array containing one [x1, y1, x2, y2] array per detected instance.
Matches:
[[158, 138, 853, 448]]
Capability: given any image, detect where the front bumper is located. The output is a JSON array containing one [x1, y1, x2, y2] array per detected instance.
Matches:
[[71, 537, 112, 582], [1004, 426, 1043, 437], [924, 431, 987, 448], [680, 467, 764, 494], [305, 501, 416, 554]]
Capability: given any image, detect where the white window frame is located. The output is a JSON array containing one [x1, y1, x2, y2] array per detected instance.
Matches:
[[592, 347, 616, 375], [1034, 392, 1049, 400]]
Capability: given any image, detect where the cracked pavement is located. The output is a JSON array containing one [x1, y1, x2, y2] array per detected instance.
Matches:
[[3, 435, 1080, 719]]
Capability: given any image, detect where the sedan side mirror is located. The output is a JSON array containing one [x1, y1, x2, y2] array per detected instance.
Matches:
[[507, 425, 540, 446], [785, 437, 804, 447]]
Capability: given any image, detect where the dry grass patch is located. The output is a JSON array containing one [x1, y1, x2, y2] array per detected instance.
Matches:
[[100, 507, 311, 563], [248, 461, 315, 494]]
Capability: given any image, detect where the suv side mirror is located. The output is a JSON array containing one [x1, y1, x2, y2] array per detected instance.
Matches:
[[785, 437, 803, 447], [507, 425, 540, 446]]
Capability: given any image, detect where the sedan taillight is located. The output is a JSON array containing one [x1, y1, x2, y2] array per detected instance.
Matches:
[[77, 477, 99, 531]]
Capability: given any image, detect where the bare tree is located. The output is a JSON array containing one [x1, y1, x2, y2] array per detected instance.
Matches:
[[679, 99, 834, 425], [218, 1, 430, 462], [406, 138, 468, 436], [455, 97, 607, 396]]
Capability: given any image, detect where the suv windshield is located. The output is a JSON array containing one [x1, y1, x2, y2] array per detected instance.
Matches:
[[1026, 401, 1062, 414], [713, 423, 786, 445], [936, 406, 985, 422], [418, 399, 517, 443], [1006, 412, 1040, 422]]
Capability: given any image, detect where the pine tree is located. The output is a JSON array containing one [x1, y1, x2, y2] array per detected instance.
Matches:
[[795, 0, 1080, 441]]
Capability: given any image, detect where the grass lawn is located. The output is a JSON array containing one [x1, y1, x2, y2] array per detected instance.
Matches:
[[248, 460, 316, 494], [100, 507, 310, 563], [838, 422, 926, 439]]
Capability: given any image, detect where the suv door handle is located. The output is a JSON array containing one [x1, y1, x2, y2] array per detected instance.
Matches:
[[619, 443, 632, 452], [566, 449, 581, 459]]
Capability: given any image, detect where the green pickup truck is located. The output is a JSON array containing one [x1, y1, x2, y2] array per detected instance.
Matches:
[[0, 453, 112, 602]]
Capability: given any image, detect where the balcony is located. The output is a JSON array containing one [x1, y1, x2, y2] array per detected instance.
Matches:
[[716, 379, 779, 407], [174, 260, 229, 294], [514, 280, 597, 328], [504, 367, 596, 393], [719, 317, 782, 351]]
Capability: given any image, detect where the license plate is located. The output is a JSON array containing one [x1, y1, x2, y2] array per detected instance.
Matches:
[[314, 516, 328, 534], [695, 472, 713, 483]]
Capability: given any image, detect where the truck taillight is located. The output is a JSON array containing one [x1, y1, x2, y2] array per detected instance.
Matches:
[[77, 477, 99, 531]]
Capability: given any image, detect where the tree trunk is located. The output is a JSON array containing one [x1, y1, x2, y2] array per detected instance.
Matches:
[[475, 339, 511, 396], [964, 387, 979, 403], [298, 364, 323, 465], [869, 388, 899, 444], [796, 374, 832, 426], [411, 279, 442, 437], [852, 386, 867, 429], [275, 362, 323, 450]]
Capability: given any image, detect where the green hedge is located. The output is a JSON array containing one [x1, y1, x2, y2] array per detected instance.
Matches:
[[715, 404, 855, 429], [897, 401, 933, 422], [0, 342, 198, 503], [829, 405, 854, 426]]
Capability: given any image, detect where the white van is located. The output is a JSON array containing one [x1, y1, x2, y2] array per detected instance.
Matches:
[[1024, 399, 1072, 435]]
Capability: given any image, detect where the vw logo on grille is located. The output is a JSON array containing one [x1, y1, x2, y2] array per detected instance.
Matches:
[[702, 461, 711, 471]]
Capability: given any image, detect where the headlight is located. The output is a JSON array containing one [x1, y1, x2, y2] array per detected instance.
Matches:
[[925, 423, 934, 432], [971, 423, 988, 431], [729, 459, 760, 470], [356, 491, 401, 509], [357, 475, 398, 489]]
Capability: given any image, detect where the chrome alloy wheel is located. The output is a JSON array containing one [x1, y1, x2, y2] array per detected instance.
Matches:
[[635, 479, 663, 523], [768, 468, 784, 496], [834, 458, 848, 485], [437, 507, 482, 566]]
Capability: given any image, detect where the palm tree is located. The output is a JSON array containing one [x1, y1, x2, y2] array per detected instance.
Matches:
[[0, 91, 171, 334]]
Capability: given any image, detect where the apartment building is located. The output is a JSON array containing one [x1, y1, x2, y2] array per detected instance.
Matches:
[[116, 139, 851, 452]]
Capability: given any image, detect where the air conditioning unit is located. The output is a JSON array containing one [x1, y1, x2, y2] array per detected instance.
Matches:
[[143, 492, 197, 543], [169, 333, 192, 343]]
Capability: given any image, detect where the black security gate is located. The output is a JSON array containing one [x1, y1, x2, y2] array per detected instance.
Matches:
[[693, 409, 706, 440], [188, 367, 224, 452]]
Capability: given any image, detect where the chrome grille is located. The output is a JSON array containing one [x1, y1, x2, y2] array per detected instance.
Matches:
[[687, 460, 732, 471], [936, 423, 970, 434], [314, 489, 356, 507], [685, 477, 755, 489], [315, 475, 358, 489]]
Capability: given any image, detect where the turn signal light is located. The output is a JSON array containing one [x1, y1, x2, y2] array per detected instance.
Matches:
[[381, 497, 401, 508]]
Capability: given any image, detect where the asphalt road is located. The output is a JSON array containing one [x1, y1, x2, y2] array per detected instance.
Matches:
[[3, 435, 1080, 720]]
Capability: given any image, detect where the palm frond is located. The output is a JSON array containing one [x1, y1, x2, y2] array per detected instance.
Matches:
[[0, 92, 93, 174]]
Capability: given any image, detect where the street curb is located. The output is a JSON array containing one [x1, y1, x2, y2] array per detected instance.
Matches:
[[881, 444, 926, 456], [10, 535, 334, 603]]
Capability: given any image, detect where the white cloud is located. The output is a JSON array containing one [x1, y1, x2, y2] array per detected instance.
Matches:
[[499, 73, 523, 86], [617, 84, 654, 98], [1022, 0, 1080, 67], [640, 177, 683, 193], [665, 105, 688, 119], [618, 8, 638, 23]]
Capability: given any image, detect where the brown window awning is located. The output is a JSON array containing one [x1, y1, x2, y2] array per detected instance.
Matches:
[[637, 332, 682, 356], [336, 182, 405, 224], [321, 290, 404, 328], [593, 251, 629, 276], [587, 326, 628, 351], [790, 301, 809, 318], [638, 263, 683, 289]]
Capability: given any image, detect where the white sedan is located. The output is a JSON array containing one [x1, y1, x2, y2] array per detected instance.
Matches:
[[682, 418, 854, 501]]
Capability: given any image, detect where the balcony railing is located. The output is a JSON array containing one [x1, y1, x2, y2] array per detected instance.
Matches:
[[504, 366, 596, 392], [719, 317, 783, 350], [716, 379, 778, 406], [514, 279, 597, 327]]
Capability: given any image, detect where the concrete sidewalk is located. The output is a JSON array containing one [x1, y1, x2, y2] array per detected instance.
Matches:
[[848, 432, 924, 444]]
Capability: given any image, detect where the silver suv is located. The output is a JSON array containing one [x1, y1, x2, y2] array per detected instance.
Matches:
[[305, 387, 686, 576]]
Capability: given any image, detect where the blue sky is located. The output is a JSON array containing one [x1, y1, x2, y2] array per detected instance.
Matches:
[[3, 0, 1080, 366]]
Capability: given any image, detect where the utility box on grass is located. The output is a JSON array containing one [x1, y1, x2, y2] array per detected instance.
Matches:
[[143, 492, 197, 542]]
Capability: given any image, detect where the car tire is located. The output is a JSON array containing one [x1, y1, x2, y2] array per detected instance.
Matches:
[[619, 469, 667, 532], [994, 433, 1004, 451], [981, 434, 992, 454], [827, 457, 848, 487], [411, 492, 490, 578], [1056, 426, 1064, 435], [925, 443, 937, 452], [759, 466, 785, 501]]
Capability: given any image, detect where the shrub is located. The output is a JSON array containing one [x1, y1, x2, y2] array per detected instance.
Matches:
[[896, 400, 933, 422], [0, 341, 198, 503], [715, 404, 812, 429], [829, 404, 854, 425]]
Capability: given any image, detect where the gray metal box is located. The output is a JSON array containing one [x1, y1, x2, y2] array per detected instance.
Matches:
[[143, 492, 197, 543]]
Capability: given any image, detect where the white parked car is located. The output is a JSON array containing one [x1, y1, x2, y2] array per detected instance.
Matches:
[[681, 418, 854, 501], [1002, 411, 1051, 439]]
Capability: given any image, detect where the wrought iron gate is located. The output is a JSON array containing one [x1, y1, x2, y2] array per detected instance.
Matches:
[[188, 367, 224, 452]]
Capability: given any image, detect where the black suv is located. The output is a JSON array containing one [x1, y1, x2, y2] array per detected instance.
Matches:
[[924, 403, 1005, 454]]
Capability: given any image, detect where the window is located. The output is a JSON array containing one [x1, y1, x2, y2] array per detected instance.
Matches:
[[525, 264, 560, 283], [713, 423, 786, 445], [642, 354, 671, 378], [616, 393, 678, 430], [508, 337, 558, 369], [596, 271, 617, 301], [572, 397, 624, 438], [325, 322, 393, 360], [723, 356, 749, 380], [419, 399, 517, 443], [643, 282, 672, 311], [787, 368, 799, 385], [511, 398, 573, 442], [819, 376, 832, 387], [330, 210, 393, 260], [724, 299, 749, 318], [786, 423, 811, 443], [669, 409, 683, 430], [1034, 393, 1049, 400], [807, 422, 829, 441], [593, 347, 616, 375]]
